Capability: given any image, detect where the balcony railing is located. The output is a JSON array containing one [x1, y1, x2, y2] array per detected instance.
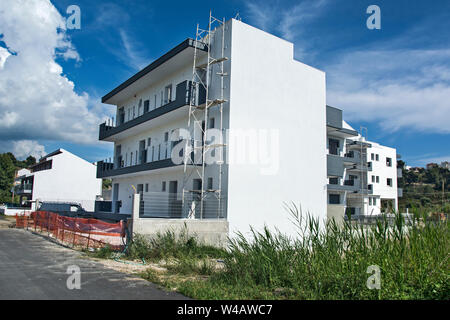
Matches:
[[97, 140, 198, 178], [99, 80, 206, 140], [344, 180, 355, 186], [139, 191, 227, 219]]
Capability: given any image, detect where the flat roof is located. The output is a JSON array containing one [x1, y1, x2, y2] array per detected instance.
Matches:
[[102, 38, 208, 104]]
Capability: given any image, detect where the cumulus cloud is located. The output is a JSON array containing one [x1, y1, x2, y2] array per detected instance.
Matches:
[[245, 1, 450, 135], [326, 49, 450, 134], [12, 140, 47, 159], [0, 0, 108, 146]]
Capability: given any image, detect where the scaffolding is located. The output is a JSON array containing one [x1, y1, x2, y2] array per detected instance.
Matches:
[[360, 126, 369, 216], [182, 12, 228, 219]]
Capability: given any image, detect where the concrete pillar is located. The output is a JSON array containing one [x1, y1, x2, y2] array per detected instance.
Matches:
[[131, 193, 140, 234]]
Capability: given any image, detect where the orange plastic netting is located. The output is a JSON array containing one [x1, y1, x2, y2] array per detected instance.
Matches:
[[15, 211, 126, 250]]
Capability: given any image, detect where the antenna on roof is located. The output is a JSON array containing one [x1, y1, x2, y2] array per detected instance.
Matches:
[[235, 12, 241, 21]]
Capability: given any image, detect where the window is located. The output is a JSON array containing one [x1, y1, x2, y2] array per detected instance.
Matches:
[[147, 138, 151, 148], [376, 176, 380, 183], [386, 157, 392, 167], [329, 194, 340, 204], [372, 175, 375, 183], [160, 91, 163, 106], [369, 197, 373, 206], [376, 154, 379, 161], [209, 118, 215, 129], [371, 153, 374, 160], [207, 177, 213, 190], [164, 132, 169, 142], [138, 99, 143, 116], [387, 178, 393, 187], [164, 84, 172, 104], [329, 139, 340, 155], [145, 184, 149, 192], [373, 198, 377, 206], [329, 177, 339, 185], [144, 100, 149, 113], [162, 181, 166, 192], [133, 106, 136, 119], [154, 95, 157, 109], [130, 152, 132, 166]]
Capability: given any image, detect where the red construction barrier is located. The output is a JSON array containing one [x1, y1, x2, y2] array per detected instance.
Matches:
[[16, 211, 126, 250]]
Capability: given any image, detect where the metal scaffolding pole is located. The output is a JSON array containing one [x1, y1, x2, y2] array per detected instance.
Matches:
[[182, 12, 228, 220]]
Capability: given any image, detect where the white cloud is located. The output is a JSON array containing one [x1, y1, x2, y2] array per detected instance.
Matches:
[[244, 0, 329, 59], [0, 46, 11, 69], [0, 0, 109, 144], [12, 140, 46, 159], [326, 49, 450, 134], [118, 29, 150, 70]]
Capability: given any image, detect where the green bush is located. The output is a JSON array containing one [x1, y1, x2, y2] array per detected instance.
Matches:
[[204, 205, 450, 300], [126, 227, 226, 262]]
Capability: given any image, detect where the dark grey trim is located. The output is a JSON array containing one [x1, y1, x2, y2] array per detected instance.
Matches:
[[99, 80, 206, 141], [327, 184, 373, 195], [102, 39, 208, 103], [327, 154, 344, 178], [326, 105, 343, 128], [97, 159, 181, 178]]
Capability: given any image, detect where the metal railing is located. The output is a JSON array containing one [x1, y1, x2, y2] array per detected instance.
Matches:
[[139, 191, 226, 219]]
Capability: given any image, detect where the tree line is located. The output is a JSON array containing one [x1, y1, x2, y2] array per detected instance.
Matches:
[[0, 153, 36, 203]]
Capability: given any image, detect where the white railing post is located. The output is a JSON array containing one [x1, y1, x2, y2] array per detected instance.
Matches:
[[131, 193, 140, 234]]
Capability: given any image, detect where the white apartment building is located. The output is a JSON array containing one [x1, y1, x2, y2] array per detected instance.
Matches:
[[326, 106, 401, 220], [97, 17, 327, 241], [15, 149, 102, 210]]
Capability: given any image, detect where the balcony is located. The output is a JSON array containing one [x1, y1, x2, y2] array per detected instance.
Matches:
[[99, 80, 206, 141], [346, 140, 372, 150], [14, 184, 33, 194], [346, 163, 373, 172], [97, 141, 199, 178]]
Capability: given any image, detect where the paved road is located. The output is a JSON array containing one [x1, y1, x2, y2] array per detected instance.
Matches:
[[0, 228, 188, 300]]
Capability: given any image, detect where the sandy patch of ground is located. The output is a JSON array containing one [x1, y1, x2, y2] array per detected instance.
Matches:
[[0, 215, 16, 228]]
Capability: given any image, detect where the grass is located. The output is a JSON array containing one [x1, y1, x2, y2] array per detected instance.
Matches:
[[91, 207, 450, 300]]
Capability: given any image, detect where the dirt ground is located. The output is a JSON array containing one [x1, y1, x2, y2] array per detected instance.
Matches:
[[0, 215, 16, 228]]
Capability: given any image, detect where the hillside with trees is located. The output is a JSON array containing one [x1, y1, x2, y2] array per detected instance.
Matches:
[[398, 160, 450, 213]]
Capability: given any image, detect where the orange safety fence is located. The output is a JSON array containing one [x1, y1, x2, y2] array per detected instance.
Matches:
[[15, 211, 126, 250]]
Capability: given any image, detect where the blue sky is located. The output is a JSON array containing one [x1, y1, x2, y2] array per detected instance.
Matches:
[[0, 0, 449, 167]]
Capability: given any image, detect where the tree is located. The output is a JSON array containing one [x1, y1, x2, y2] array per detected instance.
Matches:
[[25, 156, 36, 166], [0, 154, 17, 203]]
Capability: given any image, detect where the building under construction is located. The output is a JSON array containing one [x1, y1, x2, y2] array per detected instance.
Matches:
[[96, 14, 399, 244]]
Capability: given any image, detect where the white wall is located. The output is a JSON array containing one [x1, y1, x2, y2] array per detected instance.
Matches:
[[367, 142, 398, 212], [32, 150, 102, 210], [226, 19, 327, 238]]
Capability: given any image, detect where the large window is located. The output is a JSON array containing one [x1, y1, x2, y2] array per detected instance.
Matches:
[[329, 194, 340, 204]]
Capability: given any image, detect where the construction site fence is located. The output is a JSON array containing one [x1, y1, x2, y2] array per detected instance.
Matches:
[[15, 211, 126, 250]]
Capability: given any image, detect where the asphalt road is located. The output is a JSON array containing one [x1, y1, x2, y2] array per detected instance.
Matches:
[[0, 228, 188, 300]]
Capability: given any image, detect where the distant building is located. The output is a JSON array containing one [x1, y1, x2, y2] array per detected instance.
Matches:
[[14, 149, 102, 210], [440, 161, 449, 170], [426, 163, 439, 170]]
